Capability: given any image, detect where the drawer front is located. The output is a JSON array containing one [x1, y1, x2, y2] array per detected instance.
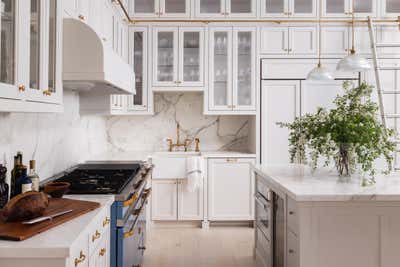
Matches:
[[70, 234, 89, 267], [255, 227, 272, 267], [89, 208, 111, 256], [287, 230, 300, 267], [287, 196, 299, 235]]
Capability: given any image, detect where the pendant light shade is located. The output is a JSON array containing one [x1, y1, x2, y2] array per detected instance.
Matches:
[[336, 50, 372, 72], [307, 63, 335, 81]]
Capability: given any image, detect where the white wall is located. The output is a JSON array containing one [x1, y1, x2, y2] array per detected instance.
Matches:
[[0, 90, 108, 184]]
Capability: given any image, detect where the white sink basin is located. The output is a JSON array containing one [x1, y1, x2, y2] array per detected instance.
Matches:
[[153, 151, 201, 157]]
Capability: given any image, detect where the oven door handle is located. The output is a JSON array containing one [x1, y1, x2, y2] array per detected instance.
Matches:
[[255, 193, 270, 210], [123, 189, 151, 239]]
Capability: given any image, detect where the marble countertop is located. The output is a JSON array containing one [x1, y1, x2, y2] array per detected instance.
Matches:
[[0, 195, 114, 258], [88, 150, 256, 163], [252, 164, 400, 202]]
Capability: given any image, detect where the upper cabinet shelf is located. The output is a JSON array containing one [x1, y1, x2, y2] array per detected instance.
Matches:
[[0, 0, 63, 113]]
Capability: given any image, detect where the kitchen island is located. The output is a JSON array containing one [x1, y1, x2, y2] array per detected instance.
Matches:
[[252, 164, 400, 267], [0, 195, 114, 267]]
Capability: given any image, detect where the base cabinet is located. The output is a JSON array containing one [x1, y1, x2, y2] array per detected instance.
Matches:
[[151, 179, 204, 221], [207, 158, 255, 221]]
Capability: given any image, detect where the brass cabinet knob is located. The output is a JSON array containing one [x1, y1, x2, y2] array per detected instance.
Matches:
[[18, 85, 26, 91], [99, 248, 106, 257], [103, 217, 110, 227], [43, 89, 52, 96], [92, 230, 101, 242], [78, 14, 85, 21], [74, 251, 86, 266]]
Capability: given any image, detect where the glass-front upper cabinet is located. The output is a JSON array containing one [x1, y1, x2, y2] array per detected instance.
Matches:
[[261, 0, 317, 17], [208, 27, 256, 113], [196, 0, 256, 18], [153, 27, 204, 89], [130, 0, 190, 18], [322, 0, 376, 17], [382, 0, 400, 17], [29, 0, 40, 91]]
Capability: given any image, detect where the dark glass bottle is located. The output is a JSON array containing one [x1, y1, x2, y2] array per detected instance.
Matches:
[[15, 166, 31, 195], [10, 156, 20, 198], [0, 164, 8, 208]]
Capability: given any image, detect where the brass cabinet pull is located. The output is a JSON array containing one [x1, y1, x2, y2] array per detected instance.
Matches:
[[18, 85, 26, 92], [78, 14, 85, 21], [43, 89, 52, 96], [103, 217, 111, 227], [74, 251, 86, 266], [124, 229, 134, 238], [123, 193, 138, 207], [99, 248, 106, 257], [92, 230, 101, 242], [226, 158, 238, 163]]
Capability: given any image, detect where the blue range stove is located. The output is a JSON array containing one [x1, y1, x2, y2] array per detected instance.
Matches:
[[53, 162, 152, 267]]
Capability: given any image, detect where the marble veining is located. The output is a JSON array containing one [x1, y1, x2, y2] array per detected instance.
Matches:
[[0, 91, 108, 184], [253, 164, 400, 201], [106, 93, 251, 152]]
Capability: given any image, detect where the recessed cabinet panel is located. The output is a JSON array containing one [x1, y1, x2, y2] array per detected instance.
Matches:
[[230, 0, 252, 13], [382, 0, 400, 16], [48, 0, 57, 93], [130, 0, 158, 17], [289, 27, 317, 55], [262, 0, 287, 17], [324, 0, 346, 15], [151, 180, 178, 221], [178, 180, 204, 220], [199, 0, 223, 15], [321, 26, 349, 56], [293, 0, 314, 14], [378, 26, 400, 56], [260, 27, 288, 54], [162, 0, 190, 17], [30, 0, 40, 90]]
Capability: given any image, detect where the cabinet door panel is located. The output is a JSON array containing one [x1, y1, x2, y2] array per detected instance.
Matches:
[[151, 180, 178, 220], [260, 27, 289, 54], [208, 158, 255, 220], [131, 0, 158, 17], [261, 81, 300, 165], [321, 26, 349, 56], [322, 0, 347, 17], [301, 81, 344, 115], [178, 180, 203, 220], [153, 28, 178, 87], [378, 26, 400, 56], [292, 0, 317, 17], [289, 27, 317, 55], [209, 28, 233, 110], [0, 0, 19, 100], [197, 0, 225, 17], [179, 28, 204, 87], [29, 0, 40, 91], [383, 0, 400, 16], [227, 0, 256, 17], [162, 0, 190, 17], [233, 29, 256, 110], [261, 0, 288, 17], [352, 0, 376, 17]]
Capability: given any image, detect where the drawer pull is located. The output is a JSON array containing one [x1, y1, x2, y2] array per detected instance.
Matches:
[[226, 158, 238, 163], [289, 211, 295, 215], [99, 248, 106, 257], [103, 217, 111, 227], [289, 249, 295, 254], [92, 230, 101, 242], [18, 85, 26, 92], [43, 89, 52, 96], [123, 193, 138, 207], [124, 229, 134, 238], [74, 251, 86, 266], [78, 14, 85, 21]]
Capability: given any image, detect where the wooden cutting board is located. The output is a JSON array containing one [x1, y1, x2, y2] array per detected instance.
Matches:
[[0, 198, 100, 241]]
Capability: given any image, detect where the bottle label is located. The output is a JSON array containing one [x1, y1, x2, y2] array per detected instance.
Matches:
[[32, 179, 39, 192], [22, 183, 32, 194]]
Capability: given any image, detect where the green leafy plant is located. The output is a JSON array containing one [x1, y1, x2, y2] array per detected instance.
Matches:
[[278, 82, 396, 184]]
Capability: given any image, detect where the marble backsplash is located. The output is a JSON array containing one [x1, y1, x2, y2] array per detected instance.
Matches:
[[106, 93, 252, 152], [0, 91, 108, 184]]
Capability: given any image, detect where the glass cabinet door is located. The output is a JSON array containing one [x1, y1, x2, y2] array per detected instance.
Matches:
[[130, 0, 158, 17], [209, 28, 232, 110], [48, 0, 57, 94], [162, 0, 190, 17], [233, 29, 255, 110], [262, 0, 287, 17], [29, 0, 40, 90], [383, 0, 400, 16], [0, 0, 16, 91], [197, 0, 225, 17], [128, 27, 148, 110], [322, 0, 347, 16], [292, 0, 316, 17], [352, 0, 375, 16], [179, 28, 204, 87], [153, 28, 178, 87], [228, 0, 255, 17]]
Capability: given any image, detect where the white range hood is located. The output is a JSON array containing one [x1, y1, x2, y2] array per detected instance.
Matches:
[[62, 18, 135, 95]]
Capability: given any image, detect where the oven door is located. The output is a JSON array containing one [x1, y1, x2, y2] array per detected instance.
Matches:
[[255, 192, 272, 241], [117, 189, 151, 267]]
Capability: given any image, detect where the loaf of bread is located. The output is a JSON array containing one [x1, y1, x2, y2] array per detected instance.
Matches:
[[2, 192, 49, 222]]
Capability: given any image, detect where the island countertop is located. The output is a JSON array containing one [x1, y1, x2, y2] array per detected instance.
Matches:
[[252, 164, 400, 202]]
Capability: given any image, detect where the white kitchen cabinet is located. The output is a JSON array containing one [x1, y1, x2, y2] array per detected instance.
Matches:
[[111, 26, 153, 115], [320, 25, 349, 56], [382, 0, 400, 17], [151, 179, 204, 221], [207, 27, 256, 114], [130, 0, 190, 18], [153, 26, 204, 90], [207, 158, 255, 221], [89, 232, 110, 267], [260, 26, 317, 56], [152, 180, 178, 220], [0, 0, 63, 112], [377, 26, 400, 58], [261, 0, 317, 18], [322, 0, 376, 17], [261, 80, 300, 165], [195, 0, 256, 18]]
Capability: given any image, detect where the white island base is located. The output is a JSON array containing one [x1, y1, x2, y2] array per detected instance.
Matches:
[[253, 164, 400, 267]]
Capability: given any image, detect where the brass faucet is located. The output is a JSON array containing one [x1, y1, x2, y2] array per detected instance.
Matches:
[[166, 123, 191, 152]]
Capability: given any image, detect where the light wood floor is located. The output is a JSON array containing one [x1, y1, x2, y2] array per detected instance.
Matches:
[[143, 226, 256, 267]]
